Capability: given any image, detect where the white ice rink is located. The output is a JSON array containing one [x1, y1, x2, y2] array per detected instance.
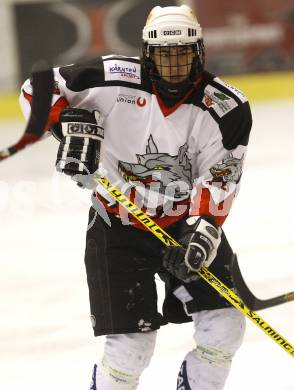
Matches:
[[0, 99, 293, 389]]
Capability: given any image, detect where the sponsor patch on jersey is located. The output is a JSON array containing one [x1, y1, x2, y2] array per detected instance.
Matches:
[[202, 85, 238, 117], [116, 93, 147, 107], [104, 59, 141, 84], [214, 77, 248, 103]]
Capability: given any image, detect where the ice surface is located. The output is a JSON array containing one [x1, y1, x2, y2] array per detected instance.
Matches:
[[0, 100, 293, 389]]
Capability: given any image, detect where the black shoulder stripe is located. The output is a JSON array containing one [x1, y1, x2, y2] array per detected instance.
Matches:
[[219, 101, 252, 149], [59, 57, 105, 92]]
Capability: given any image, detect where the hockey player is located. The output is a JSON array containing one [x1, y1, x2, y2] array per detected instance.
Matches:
[[20, 5, 252, 390]]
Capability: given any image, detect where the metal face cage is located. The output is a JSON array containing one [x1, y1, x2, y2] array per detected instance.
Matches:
[[143, 41, 205, 85]]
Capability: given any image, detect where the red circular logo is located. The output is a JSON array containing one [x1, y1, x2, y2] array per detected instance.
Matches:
[[136, 97, 147, 107]]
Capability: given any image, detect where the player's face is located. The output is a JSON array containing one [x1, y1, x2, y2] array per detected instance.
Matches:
[[152, 45, 194, 83]]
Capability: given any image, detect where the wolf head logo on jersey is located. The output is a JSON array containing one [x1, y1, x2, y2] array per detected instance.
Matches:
[[118, 135, 192, 199], [210, 154, 244, 183]]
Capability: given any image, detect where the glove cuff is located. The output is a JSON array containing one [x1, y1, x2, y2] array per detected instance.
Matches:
[[61, 121, 104, 141]]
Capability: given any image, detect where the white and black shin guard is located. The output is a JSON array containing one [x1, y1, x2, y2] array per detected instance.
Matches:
[[177, 308, 245, 390]]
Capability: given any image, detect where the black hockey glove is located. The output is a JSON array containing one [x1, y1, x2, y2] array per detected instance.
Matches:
[[162, 216, 221, 283], [51, 107, 104, 178]]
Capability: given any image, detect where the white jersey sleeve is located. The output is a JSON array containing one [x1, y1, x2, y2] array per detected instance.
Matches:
[[189, 77, 252, 225]]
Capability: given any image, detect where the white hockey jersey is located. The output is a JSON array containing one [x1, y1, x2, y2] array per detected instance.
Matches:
[[20, 55, 252, 229]]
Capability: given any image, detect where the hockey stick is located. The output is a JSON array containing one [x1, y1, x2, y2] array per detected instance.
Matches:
[[231, 254, 294, 310], [0, 61, 54, 161], [93, 175, 294, 358]]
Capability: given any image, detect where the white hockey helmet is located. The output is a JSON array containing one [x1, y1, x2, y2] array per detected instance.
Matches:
[[142, 5, 205, 90], [142, 5, 203, 46]]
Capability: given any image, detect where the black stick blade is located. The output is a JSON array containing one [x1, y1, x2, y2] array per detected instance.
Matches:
[[231, 253, 294, 310]]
